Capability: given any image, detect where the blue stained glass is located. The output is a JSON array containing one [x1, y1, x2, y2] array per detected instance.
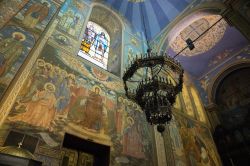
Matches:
[[78, 21, 110, 70]]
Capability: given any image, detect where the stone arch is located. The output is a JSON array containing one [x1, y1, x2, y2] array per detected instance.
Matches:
[[207, 60, 250, 105]]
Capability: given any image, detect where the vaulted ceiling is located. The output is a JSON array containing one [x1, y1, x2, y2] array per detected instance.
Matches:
[[103, 0, 193, 39], [100, 0, 249, 80], [166, 15, 249, 78]]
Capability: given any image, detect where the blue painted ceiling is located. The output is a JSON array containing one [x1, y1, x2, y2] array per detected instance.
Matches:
[[103, 0, 192, 39], [167, 26, 249, 78]]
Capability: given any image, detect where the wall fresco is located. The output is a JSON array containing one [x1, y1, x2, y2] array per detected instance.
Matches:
[[168, 116, 187, 166], [13, 0, 57, 35], [197, 44, 250, 106], [0, 26, 35, 98], [171, 113, 221, 166], [57, 0, 89, 39], [182, 85, 195, 117], [123, 30, 148, 81], [0, 44, 156, 166], [0, 0, 29, 28], [0, 0, 225, 165], [190, 87, 206, 123], [0, 0, 58, 100]]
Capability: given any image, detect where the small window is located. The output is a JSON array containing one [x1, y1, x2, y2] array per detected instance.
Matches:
[[78, 21, 110, 70]]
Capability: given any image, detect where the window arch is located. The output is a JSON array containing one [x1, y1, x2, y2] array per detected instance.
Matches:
[[78, 21, 110, 70], [78, 5, 123, 77]]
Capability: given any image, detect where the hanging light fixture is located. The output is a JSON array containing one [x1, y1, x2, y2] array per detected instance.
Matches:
[[122, 2, 184, 133]]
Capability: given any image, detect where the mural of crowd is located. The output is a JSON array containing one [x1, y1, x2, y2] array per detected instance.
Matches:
[[1, 44, 155, 166]]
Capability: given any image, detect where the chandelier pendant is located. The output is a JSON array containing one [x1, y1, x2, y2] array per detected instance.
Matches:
[[123, 49, 184, 133]]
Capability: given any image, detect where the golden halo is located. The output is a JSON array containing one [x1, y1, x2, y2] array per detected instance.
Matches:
[[123, 99, 128, 104], [92, 85, 102, 93], [45, 63, 52, 69], [36, 59, 45, 67], [127, 117, 134, 126], [127, 101, 132, 106], [58, 35, 67, 41], [41, 0, 51, 7], [44, 82, 56, 93], [68, 73, 76, 80], [12, 32, 26, 41], [118, 96, 123, 103], [61, 70, 68, 76], [54, 66, 61, 73]]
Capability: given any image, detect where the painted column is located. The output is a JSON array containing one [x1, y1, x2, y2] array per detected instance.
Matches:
[[154, 126, 167, 166], [205, 103, 221, 133], [163, 126, 176, 166]]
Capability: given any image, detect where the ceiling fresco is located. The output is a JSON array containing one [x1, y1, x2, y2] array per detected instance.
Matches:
[[166, 16, 249, 78], [102, 0, 193, 39], [170, 15, 227, 57]]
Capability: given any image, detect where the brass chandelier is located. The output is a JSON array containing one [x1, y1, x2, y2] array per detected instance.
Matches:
[[122, 2, 185, 133], [122, 2, 225, 133], [123, 48, 184, 133]]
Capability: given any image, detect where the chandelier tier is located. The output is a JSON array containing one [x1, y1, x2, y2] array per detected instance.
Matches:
[[122, 1, 224, 133], [122, 2, 184, 133], [123, 49, 184, 133]]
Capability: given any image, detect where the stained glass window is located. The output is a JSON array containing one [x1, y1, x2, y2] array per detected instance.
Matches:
[[78, 21, 110, 70]]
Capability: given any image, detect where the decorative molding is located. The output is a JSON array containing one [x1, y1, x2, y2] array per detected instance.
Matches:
[[207, 59, 250, 104], [36, 146, 61, 159]]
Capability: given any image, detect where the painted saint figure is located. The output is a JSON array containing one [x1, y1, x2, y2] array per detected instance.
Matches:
[[82, 87, 103, 131], [81, 24, 96, 53], [8, 82, 56, 130], [22, 1, 50, 28], [21, 59, 47, 100], [59, 10, 76, 34], [0, 32, 25, 76], [93, 32, 108, 56], [122, 115, 145, 159]]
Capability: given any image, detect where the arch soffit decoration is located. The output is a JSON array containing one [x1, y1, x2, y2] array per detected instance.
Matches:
[[154, 2, 227, 53], [90, 3, 125, 33], [208, 60, 250, 105]]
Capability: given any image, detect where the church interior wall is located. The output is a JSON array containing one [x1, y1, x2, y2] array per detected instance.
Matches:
[[0, 0, 157, 165], [0, 0, 249, 165]]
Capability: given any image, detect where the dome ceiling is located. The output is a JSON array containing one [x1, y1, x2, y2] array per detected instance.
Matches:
[[166, 15, 249, 78], [170, 15, 228, 57], [103, 0, 192, 39]]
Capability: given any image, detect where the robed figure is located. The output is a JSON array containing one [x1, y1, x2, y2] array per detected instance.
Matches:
[[82, 87, 103, 132], [8, 82, 57, 130], [0, 32, 25, 76], [22, 1, 50, 28]]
